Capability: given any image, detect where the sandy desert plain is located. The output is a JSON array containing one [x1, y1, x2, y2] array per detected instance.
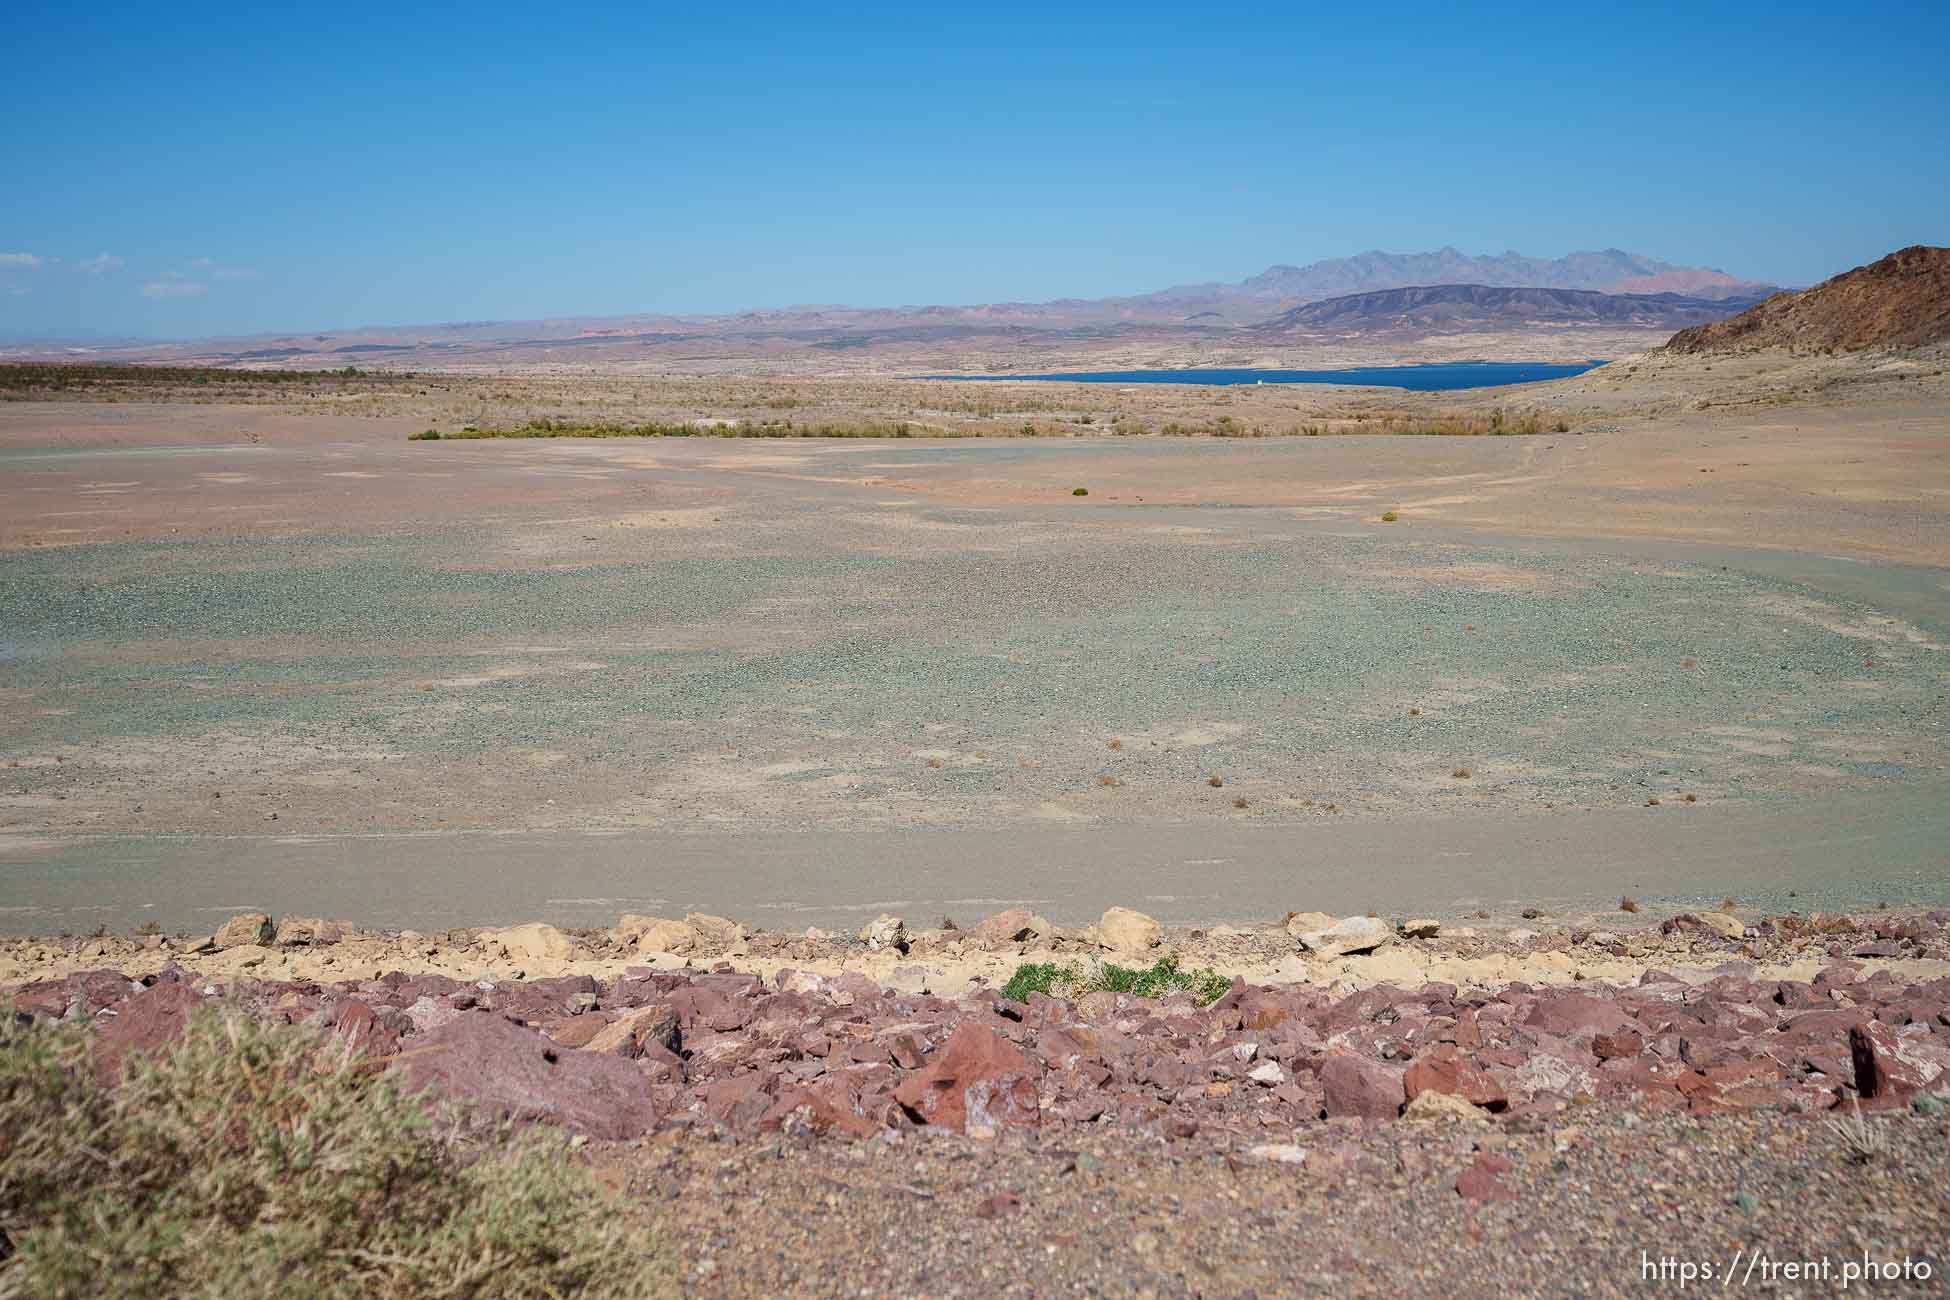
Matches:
[[3, 331, 1950, 1296], [1, 341, 1946, 933]]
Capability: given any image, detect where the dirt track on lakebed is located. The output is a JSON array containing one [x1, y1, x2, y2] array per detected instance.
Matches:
[[0, 408, 1946, 932]]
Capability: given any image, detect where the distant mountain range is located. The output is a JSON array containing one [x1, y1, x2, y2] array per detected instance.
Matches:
[[1117, 248, 1774, 322], [1256, 284, 1772, 336], [2, 246, 1784, 368]]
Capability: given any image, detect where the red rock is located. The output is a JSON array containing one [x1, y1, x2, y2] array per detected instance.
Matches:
[[1319, 1053, 1406, 1120], [390, 1012, 660, 1140], [969, 907, 1039, 944], [1450, 1007, 1484, 1049], [329, 997, 400, 1066], [759, 1082, 882, 1139], [1524, 993, 1630, 1039], [540, 1012, 614, 1049], [1851, 1021, 1935, 1104], [893, 1021, 1040, 1133], [1592, 1029, 1643, 1061], [1239, 991, 1301, 1031], [700, 1072, 776, 1128], [92, 982, 203, 1081], [1456, 1154, 1516, 1202], [1402, 1045, 1507, 1110]]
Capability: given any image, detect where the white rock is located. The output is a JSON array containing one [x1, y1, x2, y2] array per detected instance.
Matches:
[[1247, 1061, 1287, 1087], [1245, 1143, 1307, 1165], [1295, 915, 1393, 958]]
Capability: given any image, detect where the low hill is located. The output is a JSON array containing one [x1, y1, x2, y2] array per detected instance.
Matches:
[[1255, 284, 1761, 336], [1664, 245, 1950, 354]]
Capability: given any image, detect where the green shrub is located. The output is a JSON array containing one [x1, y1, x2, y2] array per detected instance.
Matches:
[[999, 955, 1230, 1006], [1071, 487, 1088, 496], [0, 1011, 665, 1300], [408, 428, 441, 440]]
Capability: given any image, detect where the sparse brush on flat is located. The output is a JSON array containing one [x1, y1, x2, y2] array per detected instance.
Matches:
[[1000, 955, 1230, 1006], [0, 1011, 664, 1300]]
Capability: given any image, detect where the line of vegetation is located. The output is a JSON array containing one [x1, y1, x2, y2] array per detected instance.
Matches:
[[0, 1010, 663, 1299], [1000, 954, 1232, 1006], [0, 363, 407, 392], [411, 416, 931, 440]]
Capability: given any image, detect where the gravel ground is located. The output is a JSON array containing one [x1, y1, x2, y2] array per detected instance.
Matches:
[[634, 1106, 1950, 1298]]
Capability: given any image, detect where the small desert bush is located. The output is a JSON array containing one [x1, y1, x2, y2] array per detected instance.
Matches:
[[0, 1011, 663, 1300], [1000, 956, 1230, 1006], [1379, 510, 1398, 523]]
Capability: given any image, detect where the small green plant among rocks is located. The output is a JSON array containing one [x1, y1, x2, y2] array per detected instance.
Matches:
[[1379, 510, 1398, 522], [0, 1011, 664, 1299], [1000, 955, 1230, 1006], [1071, 487, 1089, 496]]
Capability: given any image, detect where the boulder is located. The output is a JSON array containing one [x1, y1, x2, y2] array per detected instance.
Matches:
[[970, 907, 1050, 945], [484, 923, 577, 964], [1402, 1090, 1489, 1124], [1283, 911, 1337, 937], [93, 982, 204, 1081], [1297, 915, 1393, 958], [684, 913, 748, 945], [858, 914, 907, 951], [210, 913, 274, 950], [1098, 907, 1162, 954], [1319, 1053, 1406, 1120], [1851, 1021, 1940, 1104], [583, 1004, 680, 1059], [893, 1021, 1041, 1134], [390, 1012, 660, 1140], [626, 918, 697, 956], [1694, 912, 1746, 940], [1525, 993, 1631, 1040], [1403, 1044, 1507, 1110], [273, 916, 344, 946], [1402, 919, 1442, 939]]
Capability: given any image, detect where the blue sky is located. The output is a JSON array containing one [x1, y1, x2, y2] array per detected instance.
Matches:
[[2, 1, 1945, 338]]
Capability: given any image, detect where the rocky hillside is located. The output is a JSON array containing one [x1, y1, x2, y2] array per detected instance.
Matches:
[[1255, 284, 1760, 336], [1665, 245, 1950, 354]]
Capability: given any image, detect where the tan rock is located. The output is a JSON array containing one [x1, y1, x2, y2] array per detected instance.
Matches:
[[1098, 907, 1162, 953], [626, 918, 697, 955], [1695, 911, 1745, 940], [584, 1004, 679, 1059], [485, 922, 576, 963], [1283, 911, 1337, 937], [1401, 1090, 1489, 1124], [859, 914, 907, 951], [1402, 918, 1441, 939], [272, 916, 343, 946], [210, 913, 274, 950], [685, 913, 748, 944]]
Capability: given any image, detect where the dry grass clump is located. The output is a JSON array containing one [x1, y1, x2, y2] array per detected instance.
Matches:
[[0, 1011, 662, 1299], [1451, 767, 1473, 780], [1619, 895, 1640, 913], [1206, 776, 1225, 788]]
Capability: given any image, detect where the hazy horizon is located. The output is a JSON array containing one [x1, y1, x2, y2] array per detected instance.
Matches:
[[3, 1, 1945, 338]]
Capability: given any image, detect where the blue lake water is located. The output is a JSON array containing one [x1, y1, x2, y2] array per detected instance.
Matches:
[[927, 360, 1605, 391]]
